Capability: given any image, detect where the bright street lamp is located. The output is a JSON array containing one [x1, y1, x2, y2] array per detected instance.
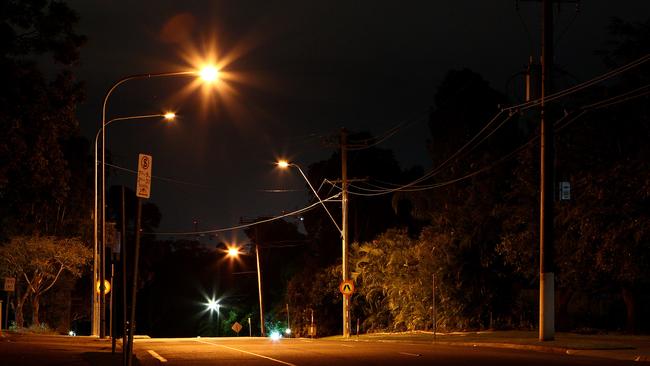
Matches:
[[224, 243, 265, 337], [206, 299, 220, 313], [98, 67, 218, 339], [199, 66, 219, 83], [92, 112, 175, 337], [277, 160, 352, 337]]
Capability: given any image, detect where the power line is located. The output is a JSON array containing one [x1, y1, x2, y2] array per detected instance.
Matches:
[[340, 82, 650, 196], [151, 193, 341, 236], [334, 55, 650, 196]]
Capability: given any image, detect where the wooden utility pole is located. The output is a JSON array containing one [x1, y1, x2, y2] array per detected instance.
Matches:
[[539, 0, 555, 341], [341, 128, 350, 338]]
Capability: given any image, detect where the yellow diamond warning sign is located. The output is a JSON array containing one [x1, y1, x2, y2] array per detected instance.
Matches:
[[339, 280, 355, 296]]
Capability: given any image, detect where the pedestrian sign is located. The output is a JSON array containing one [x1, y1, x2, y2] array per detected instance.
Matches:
[[136, 154, 152, 199], [339, 280, 355, 296]]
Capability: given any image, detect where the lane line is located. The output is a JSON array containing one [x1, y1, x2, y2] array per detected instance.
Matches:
[[147, 350, 168, 362], [398, 352, 421, 357], [194, 339, 297, 366], [340, 344, 354, 348]]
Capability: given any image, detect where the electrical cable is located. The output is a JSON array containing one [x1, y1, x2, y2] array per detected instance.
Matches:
[[342, 82, 650, 196], [337, 55, 650, 195], [151, 193, 341, 236]]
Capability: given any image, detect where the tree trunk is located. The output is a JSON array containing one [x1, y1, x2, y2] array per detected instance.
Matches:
[[15, 290, 29, 328], [621, 287, 636, 334], [32, 294, 40, 327]]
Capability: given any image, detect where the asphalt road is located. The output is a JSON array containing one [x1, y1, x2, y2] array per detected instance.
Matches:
[[133, 337, 638, 366]]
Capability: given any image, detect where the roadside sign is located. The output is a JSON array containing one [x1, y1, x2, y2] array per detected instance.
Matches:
[[559, 181, 571, 201], [232, 322, 243, 335], [339, 280, 355, 296], [136, 154, 152, 199], [95, 280, 111, 295], [3, 277, 15, 292]]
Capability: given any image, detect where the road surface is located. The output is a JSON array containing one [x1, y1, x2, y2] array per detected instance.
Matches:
[[133, 337, 638, 366]]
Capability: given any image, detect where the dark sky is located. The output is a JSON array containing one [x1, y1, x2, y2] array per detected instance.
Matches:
[[67, 0, 648, 239]]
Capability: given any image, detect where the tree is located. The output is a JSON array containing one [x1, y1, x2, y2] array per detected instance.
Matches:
[[0, 0, 87, 238], [0, 235, 91, 327]]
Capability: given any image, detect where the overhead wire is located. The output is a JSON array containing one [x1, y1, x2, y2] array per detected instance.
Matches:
[[151, 193, 341, 236], [333, 54, 650, 196], [342, 82, 650, 196]]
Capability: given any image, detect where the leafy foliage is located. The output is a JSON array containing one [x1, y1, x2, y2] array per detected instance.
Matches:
[[0, 235, 91, 327]]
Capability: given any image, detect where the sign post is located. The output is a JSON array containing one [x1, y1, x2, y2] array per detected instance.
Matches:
[[127, 154, 152, 366]]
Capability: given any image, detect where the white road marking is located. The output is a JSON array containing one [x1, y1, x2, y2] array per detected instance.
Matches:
[[399, 352, 421, 357], [340, 344, 354, 348], [147, 350, 168, 362], [194, 339, 298, 366]]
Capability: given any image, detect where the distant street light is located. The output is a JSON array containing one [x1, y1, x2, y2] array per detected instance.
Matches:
[[97, 66, 219, 339], [277, 160, 351, 337], [225, 243, 265, 337], [92, 112, 175, 337], [205, 298, 221, 336]]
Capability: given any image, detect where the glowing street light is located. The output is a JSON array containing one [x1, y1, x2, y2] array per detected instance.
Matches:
[[277, 159, 352, 337], [199, 65, 219, 83], [227, 246, 240, 258], [91, 112, 175, 337], [206, 299, 221, 313], [223, 242, 265, 337], [97, 66, 219, 340]]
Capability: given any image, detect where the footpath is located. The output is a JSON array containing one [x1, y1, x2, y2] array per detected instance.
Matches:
[[334, 330, 650, 362]]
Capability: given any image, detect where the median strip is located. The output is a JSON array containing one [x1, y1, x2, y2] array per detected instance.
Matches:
[[147, 350, 168, 362], [194, 339, 298, 366]]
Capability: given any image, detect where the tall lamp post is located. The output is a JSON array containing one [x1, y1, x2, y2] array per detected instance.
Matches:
[[275, 160, 348, 336], [226, 245, 265, 337], [97, 66, 219, 338], [91, 112, 175, 336], [206, 299, 221, 336]]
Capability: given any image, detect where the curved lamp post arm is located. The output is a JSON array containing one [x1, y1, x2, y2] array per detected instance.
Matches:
[[291, 163, 343, 236]]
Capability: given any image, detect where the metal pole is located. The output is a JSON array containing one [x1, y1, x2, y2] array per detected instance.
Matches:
[[255, 242, 265, 337], [100, 71, 194, 339], [432, 274, 436, 341], [110, 262, 115, 353], [121, 186, 128, 366], [248, 317, 252, 337], [286, 303, 290, 334], [539, 0, 556, 342], [341, 128, 350, 338], [127, 198, 142, 366], [92, 140, 99, 337]]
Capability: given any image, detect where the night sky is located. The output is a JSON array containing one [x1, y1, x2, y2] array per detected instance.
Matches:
[[67, 0, 648, 239]]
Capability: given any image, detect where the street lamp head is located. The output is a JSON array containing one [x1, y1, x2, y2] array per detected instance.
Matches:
[[277, 160, 290, 169], [199, 65, 219, 83], [163, 112, 176, 120], [206, 299, 220, 312], [227, 246, 240, 258]]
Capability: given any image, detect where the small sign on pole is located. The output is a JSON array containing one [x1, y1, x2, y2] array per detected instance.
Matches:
[[559, 181, 571, 201], [232, 321, 243, 335], [3, 278, 15, 292], [136, 154, 152, 199], [339, 280, 355, 297]]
